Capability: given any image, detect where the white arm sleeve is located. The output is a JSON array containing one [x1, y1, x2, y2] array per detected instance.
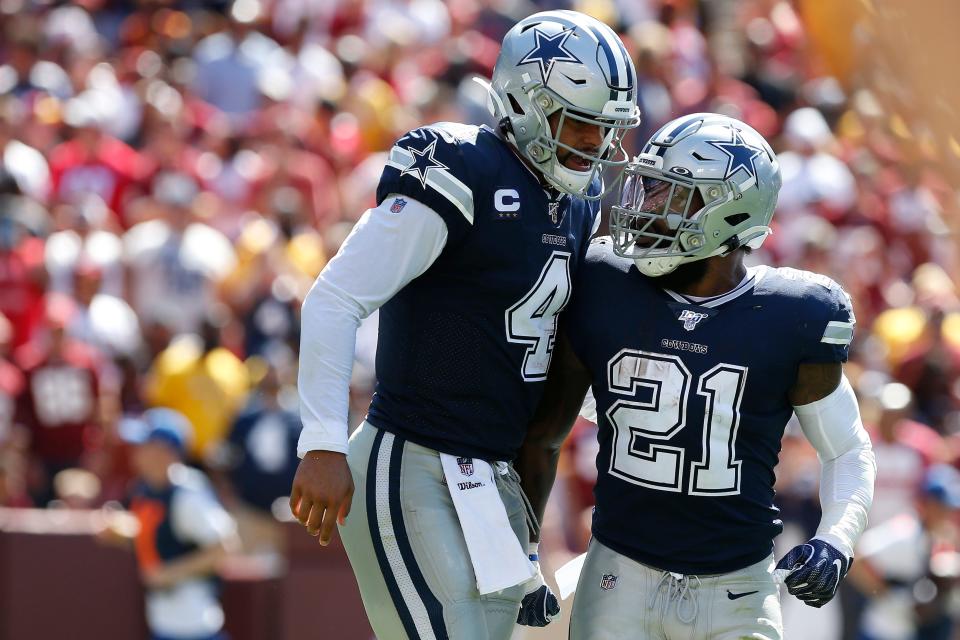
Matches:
[[792, 375, 877, 559], [296, 195, 449, 457]]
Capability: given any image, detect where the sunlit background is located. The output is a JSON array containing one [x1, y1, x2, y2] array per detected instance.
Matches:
[[0, 0, 958, 639]]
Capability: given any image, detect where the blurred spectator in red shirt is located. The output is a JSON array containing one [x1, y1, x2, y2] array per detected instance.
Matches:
[[48, 98, 149, 227], [0, 202, 47, 349], [16, 296, 104, 506], [249, 127, 342, 229], [140, 116, 203, 209], [0, 312, 24, 449]]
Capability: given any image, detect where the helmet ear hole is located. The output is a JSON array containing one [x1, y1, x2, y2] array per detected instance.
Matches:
[[507, 94, 525, 116], [724, 212, 750, 227]]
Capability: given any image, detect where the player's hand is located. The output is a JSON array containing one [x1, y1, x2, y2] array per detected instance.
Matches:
[[517, 548, 560, 626], [290, 450, 354, 546], [775, 538, 851, 608]]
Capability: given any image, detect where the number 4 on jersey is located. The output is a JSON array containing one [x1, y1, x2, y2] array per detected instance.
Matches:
[[506, 251, 572, 381]]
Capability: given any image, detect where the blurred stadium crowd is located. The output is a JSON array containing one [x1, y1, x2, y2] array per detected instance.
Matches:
[[0, 0, 958, 638]]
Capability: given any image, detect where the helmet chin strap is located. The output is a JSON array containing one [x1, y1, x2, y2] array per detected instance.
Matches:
[[551, 160, 594, 194], [634, 256, 683, 277]]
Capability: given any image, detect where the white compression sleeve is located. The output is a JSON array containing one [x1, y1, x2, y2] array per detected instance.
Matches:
[[792, 375, 876, 559], [296, 196, 449, 457]]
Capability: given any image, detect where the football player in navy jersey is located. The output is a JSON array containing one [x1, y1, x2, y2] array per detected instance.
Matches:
[[290, 10, 641, 639], [516, 113, 876, 639]]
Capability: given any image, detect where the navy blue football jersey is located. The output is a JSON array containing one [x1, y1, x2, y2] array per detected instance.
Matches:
[[565, 238, 855, 575], [366, 123, 600, 461]]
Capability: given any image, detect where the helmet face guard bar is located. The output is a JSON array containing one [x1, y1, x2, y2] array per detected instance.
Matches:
[[610, 164, 715, 260]]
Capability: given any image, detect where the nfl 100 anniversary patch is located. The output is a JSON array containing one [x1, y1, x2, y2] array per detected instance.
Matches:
[[678, 309, 708, 331]]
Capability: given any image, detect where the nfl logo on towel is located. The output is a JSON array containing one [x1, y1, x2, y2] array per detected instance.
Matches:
[[457, 457, 474, 476], [390, 197, 407, 213], [600, 574, 618, 591]]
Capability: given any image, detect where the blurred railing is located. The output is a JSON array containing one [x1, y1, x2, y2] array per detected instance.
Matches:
[[0, 508, 372, 640]]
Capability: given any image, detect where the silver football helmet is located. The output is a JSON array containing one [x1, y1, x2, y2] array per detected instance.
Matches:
[[610, 113, 782, 276], [484, 11, 641, 199]]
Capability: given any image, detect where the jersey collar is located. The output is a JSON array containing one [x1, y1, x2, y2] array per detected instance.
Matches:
[[662, 265, 766, 308]]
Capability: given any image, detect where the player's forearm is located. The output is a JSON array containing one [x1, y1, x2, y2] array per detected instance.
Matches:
[[793, 374, 876, 557], [297, 276, 362, 456], [515, 332, 591, 540], [515, 439, 565, 542], [815, 442, 876, 558]]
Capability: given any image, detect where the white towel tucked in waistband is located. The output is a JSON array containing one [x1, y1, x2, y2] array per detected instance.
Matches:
[[439, 453, 535, 595]]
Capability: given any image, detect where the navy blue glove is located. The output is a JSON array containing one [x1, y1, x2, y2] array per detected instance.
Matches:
[[517, 551, 560, 626], [517, 581, 560, 626], [776, 538, 852, 608]]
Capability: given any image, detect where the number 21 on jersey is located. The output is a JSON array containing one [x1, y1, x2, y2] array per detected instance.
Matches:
[[606, 349, 747, 496], [505, 251, 572, 381]]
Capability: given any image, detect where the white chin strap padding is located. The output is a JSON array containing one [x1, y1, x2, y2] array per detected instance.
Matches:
[[635, 256, 682, 277], [550, 159, 593, 194]]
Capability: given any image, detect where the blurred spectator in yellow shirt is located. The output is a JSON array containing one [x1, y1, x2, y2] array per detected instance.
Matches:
[[872, 263, 960, 368], [145, 315, 249, 461]]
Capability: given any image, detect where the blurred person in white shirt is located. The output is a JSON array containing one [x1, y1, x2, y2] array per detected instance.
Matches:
[[45, 195, 125, 298], [0, 99, 50, 203], [106, 408, 239, 640], [124, 174, 236, 336], [848, 464, 960, 640], [65, 259, 142, 359], [866, 382, 947, 526]]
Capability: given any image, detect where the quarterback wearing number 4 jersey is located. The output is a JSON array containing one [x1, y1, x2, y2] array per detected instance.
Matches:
[[292, 10, 641, 640], [517, 113, 876, 640]]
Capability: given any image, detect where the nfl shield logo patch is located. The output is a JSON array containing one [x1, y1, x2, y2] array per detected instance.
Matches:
[[456, 457, 474, 476], [390, 197, 407, 213], [600, 574, 618, 591]]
